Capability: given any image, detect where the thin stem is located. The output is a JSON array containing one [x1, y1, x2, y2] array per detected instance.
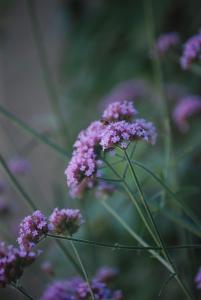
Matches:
[[0, 153, 37, 210], [123, 149, 193, 300], [70, 240, 95, 300], [101, 200, 173, 273], [11, 282, 34, 300], [0, 104, 67, 158], [47, 234, 201, 251], [25, 0, 69, 147]]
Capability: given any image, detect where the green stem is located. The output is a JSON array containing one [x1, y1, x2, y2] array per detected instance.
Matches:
[[123, 149, 193, 300], [0, 104, 66, 158], [70, 240, 95, 300], [11, 283, 34, 300], [25, 0, 69, 147]]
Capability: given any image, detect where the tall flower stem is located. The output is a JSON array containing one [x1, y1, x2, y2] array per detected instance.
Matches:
[[11, 283, 34, 300], [70, 240, 95, 300], [25, 0, 69, 148], [123, 149, 193, 300]]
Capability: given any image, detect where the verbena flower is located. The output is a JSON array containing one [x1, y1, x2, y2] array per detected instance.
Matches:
[[40, 276, 123, 300], [95, 182, 116, 198], [49, 208, 84, 235], [95, 266, 119, 283], [100, 119, 157, 150], [65, 121, 104, 190], [0, 242, 36, 287], [195, 267, 201, 289], [8, 158, 30, 176], [102, 100, 137, 122], [41, 261, 54, 277], [180, 31, 201, 69], [154, 32, 180, 56], [172, 95, 201, 132], [17, 210, 48, 251]]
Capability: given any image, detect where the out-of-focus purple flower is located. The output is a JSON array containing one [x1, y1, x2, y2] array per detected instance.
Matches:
[[0, 242, 36, 287], [95, 266, 119, 283], [0, 198, 10, 216], [65, 121, 104, 194], [41, 261, 54, 277], [154, 32, 180, 56], [17, 210, 48, 251], [195, 267, 201, 289], [100, 79, 148, 110], [49, 208, 84, 235], [164, 83, 188, 102], [180, 31, 201, 69], [40, 274, 123, 300], [8, 158, 30, 176], [39, 278, 83, 300], [172, 95, 201, 132], [102, 101, 137, 122], [95, 182, 116, 198], [100, 119, 157, 150]]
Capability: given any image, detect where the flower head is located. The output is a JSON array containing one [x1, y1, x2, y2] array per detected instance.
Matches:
[[8, 158, 30, 176], [154, 32, 180, 56], [95, 266, 119, 283], [100, 119, 157, 150], [17, 210, 48, 251], [102, 100, 137, 122], [180, 31, 201, 69], [172, 95, 201, 132], [49, 208, 84, 235], [0, 242, 36, 287], [195, 267, 201, 289]]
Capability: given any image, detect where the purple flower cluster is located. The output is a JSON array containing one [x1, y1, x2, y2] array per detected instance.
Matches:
[[17, 210, 48, 251], [95, 182, 116, 198], [172, 95, 201, 132], [65, 121, 104, 190], [100, 119, 157, 150], [40, 276, 123, 300], [95, 266, 118, 283], [154, 32, 180, 56], [195, 267, 201, 289], [0, 242, 36, 287], [8, 158, 30, 176], [180, 31, 201, 69], [65, 100, 157, 197], [102, 100, 137, 122], [49, 208, 84, 235]]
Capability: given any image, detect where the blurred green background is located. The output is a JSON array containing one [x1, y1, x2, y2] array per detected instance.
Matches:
[[0, 0, 201, 299]]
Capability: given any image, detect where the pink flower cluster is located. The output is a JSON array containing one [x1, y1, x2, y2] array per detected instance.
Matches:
[[172, 95, 201, 132], [65, 100, 157, 197], [17, 210, 49, 251], [180, 31, 201, 69], [154, 32, 180, 56], [0, 242, 36, 287], [49, 208, 84, 235], [102, 100, 137, 122]]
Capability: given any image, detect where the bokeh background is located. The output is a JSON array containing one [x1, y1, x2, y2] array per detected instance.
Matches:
[[0, 0, 201, 299]]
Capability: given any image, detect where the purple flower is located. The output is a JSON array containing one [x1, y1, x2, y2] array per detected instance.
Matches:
[[39, 278, 82, 300], [17, 210, 48, 251], [100, 119, 157, 150], [65, 121, 104, 194], [95, 183, 116, 198], [49, 208, 84, 235], [0, 242, 36, 287], [154, 32, 180, 56], [172, 95, 201, 132], [41, 261, 55, 277], [8, 158, 30, 176], [102, 100, 137, 122], [180, 31, 201, 69], [195, 267, 201, 289], [100, 79, 148, 110], [95, 266, 119, 283]]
